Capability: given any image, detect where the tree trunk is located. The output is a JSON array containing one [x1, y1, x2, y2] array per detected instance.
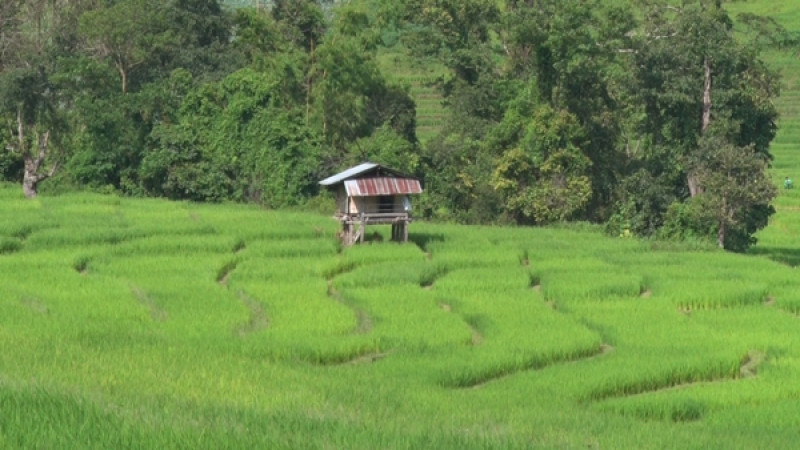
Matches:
[[118, 63, 128, 94], [689, 57, 713, 198], [21, 135, 55, 199], [701, 57, 712, 134], [14, 110, 55, 199], [22, 166, 40, 199], [687, 175, 701, 198]]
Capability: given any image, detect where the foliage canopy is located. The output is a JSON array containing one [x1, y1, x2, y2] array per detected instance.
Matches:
[[0, 0, 791, 250]]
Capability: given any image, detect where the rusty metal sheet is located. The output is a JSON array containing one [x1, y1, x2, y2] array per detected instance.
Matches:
[[345, 177, 422, 196]]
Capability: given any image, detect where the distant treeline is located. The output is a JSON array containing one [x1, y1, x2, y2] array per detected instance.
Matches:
[[0, 0, 795, 250]]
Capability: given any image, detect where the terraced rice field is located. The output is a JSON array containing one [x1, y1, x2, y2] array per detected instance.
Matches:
[[378, 50, 448, 145], [4, 2, 800, 448], [3, 185, 800, 448]]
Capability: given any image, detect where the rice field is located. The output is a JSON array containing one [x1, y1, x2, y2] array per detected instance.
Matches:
[[3, 185, 800, 448], [3, 2, 800, 448]]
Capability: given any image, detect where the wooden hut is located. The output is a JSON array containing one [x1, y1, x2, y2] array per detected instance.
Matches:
[[319, 162, 422, 245]]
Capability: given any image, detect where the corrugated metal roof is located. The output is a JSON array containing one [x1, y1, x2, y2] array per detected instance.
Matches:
[[345, 178, 423, 196], [319, 162, 379, 186]]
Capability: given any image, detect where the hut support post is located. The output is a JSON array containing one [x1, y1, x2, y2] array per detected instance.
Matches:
[[342, 222, 353, 245], [391, 220, 408, 243]]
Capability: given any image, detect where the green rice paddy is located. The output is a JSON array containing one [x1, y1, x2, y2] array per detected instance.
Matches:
[[3, 184, 800, 448], [4, 2, 800, 448]]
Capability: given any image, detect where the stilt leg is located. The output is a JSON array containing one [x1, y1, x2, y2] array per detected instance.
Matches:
[[344, 223, 353, 245]]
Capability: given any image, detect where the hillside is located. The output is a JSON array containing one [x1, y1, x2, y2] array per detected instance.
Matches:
[[3, 1, 800, 448], [2, 183, 800, 448]]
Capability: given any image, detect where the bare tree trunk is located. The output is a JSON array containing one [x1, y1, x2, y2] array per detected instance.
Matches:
[[687, 173, 701, 197], [701, 57, 712, 133], [21, 131, 56, 198], [23, 163, 42, 198], [116, 60, 128, 95], [689, 57, 713, 198], [14, 110, 56, 198]]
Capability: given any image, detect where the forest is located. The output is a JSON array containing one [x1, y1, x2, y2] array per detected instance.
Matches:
[[0, 0, 795, 251]]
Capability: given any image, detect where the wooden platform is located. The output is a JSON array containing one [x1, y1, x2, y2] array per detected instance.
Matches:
[[339, 213, 411, 245]]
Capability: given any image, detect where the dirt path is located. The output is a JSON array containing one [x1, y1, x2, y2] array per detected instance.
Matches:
[[131, 286, 168, 322], [235, 291, 269, 336], [327, 281, 373, 334]]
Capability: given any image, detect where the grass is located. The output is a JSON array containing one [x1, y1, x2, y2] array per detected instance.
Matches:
[[3, 1, 800, 448], [4, 187, 800, 447]]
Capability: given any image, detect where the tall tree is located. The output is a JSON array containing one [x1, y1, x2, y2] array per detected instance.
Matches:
[[499, 0, 635, 220], [691, 121, 776, 250], [489, 83, 592, 224], [80, 0, 235, 93], [0, 0, 89, 197], [72, 0, 239, 192], [141, 68, 320, 205], [619, 0, 779, 249], [630, 1, 777, 188], [272, 0, 326, 53], [79, 0, 167, 95]]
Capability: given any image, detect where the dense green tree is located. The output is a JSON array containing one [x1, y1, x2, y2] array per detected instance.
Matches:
[[231, 8, 284, 62], [142, 68, 320, 205], [0, 0, 787, 248], [691, 126, 776, 250], [490, 84, 592, 224], [0, 0, 92, 197], [615, 0, 780, 249], [419, 125, 501, 223], [72, 0, 241, 192], [80, 0, 235, 93], [53, 57, 139, 189], [499, 0, 635, 220], [79, 0, 168, 95], [389, 0, 505, 223], [272, 0, 326, 52], [345, 125, 419, 175]]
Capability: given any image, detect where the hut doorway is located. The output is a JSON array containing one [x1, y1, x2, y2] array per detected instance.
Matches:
[[378, 195, 394, 214]]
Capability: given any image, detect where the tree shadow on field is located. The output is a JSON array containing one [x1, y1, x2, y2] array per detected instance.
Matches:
[[748, 246, 800, 267], [408, 232, 445, 254]]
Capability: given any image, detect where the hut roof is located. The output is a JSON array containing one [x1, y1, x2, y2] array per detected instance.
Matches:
[[319, 163, 422, 196], [344, 177, 422, 196], [319, 162, 380, 186]]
